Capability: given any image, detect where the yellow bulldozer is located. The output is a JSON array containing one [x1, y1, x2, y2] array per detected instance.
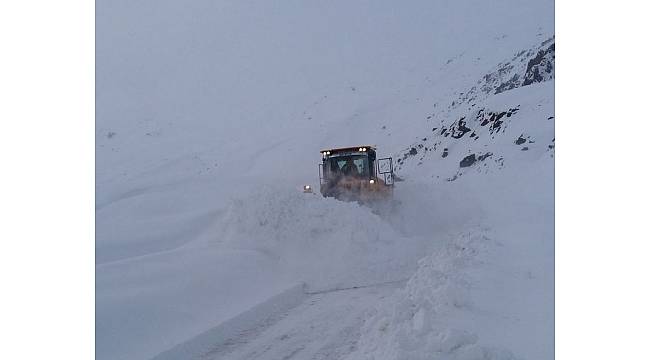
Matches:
[[307, 145, 394, 202]]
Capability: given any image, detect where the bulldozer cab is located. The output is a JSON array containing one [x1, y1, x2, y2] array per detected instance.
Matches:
[[329, 155, 369, 178], [318, 146, 393, 202]]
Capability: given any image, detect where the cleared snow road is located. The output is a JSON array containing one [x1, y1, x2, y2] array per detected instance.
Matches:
[[153, 282, 402, 360]]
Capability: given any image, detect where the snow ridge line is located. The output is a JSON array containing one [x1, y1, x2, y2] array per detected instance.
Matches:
[[304, 279, 409, 295]]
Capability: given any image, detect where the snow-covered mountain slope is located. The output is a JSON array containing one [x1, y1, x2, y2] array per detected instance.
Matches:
[[96, 1, 554, 359], [395, 38, 555, 181]]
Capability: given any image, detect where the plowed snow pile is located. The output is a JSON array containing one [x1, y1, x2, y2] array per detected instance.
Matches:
[[211, 187, 430, 290]]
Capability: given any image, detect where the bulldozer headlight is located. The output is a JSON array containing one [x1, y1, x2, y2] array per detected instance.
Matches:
[[369, 179, 375, 184], [304, 185, 311, 190]]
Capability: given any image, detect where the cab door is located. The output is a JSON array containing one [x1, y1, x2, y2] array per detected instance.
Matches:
[[377, 157, 394, 185]]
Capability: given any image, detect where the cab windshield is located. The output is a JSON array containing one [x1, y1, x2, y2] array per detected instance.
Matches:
[[328, 155, 369, 178]]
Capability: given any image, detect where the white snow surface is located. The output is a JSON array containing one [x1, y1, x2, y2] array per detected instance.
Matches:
[[348, 162, 554, 360], [96, 1, 554, 359]]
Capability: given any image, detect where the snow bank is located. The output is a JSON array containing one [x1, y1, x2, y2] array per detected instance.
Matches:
[[348, 230, 517, 360]]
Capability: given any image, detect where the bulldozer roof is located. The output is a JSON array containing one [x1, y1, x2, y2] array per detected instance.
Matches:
[[320, 145, 375, 155]]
